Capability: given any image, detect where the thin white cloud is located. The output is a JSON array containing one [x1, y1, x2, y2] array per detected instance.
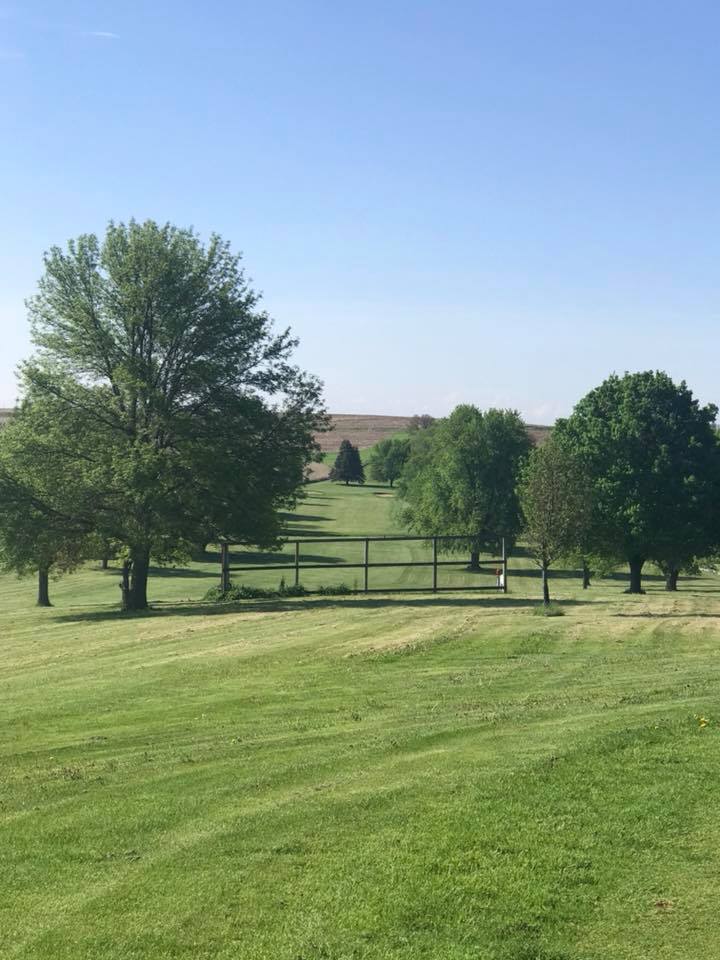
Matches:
[[84, 31, 120, 40]]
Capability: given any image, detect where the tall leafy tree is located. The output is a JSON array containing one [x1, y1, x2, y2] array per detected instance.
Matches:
[[554, 371, 720, 593], [329, 439, 365, 485], [408, 414, 435, 432], [397, 405, 531, 567], [21, 220, 327, 610], [518, 438, 592, 604], [367, 437, 410, 487], [0, 403, 94, 605]]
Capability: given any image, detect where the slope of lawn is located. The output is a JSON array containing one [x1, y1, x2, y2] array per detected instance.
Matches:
[[1, 480, 720, 959]]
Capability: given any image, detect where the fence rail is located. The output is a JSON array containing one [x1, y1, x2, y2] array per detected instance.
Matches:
[[219, 535, 508, 595]]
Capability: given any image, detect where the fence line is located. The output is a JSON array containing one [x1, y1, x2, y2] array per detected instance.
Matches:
[[219, 535, 508, 595]]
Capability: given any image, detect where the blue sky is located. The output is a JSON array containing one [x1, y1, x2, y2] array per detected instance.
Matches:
[[2, 1, 720, 422]]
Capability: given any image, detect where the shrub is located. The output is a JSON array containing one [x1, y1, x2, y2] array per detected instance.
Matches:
[[316, 582, 355, 596], [532, 602, 565, 617], [204, 579, 309, 602], [204, 579, 351, 601]]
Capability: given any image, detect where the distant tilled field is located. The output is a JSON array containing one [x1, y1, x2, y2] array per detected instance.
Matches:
[[310, 413, 551, 480], [314, 414, 415, 452], [316, 413, 551, 453]]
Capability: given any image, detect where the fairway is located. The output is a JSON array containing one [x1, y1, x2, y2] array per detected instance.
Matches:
[[2, 481, 719, 959]]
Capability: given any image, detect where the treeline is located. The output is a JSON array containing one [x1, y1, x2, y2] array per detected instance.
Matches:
[[0, 221, 327, 609], [333, 375, 720, 602]]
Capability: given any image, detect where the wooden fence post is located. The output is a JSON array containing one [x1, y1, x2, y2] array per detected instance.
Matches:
[[220, 542, 230, 593], [502, 537, 508, 594], [294, 540, 300, 587], [432, 537, 438, 592], [363, 539, 369, 592]]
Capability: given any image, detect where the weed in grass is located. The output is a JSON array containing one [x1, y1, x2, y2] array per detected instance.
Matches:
[[533, 602, 565, 617]]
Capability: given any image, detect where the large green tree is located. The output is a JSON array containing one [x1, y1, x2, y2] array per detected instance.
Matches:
[[554, 371, 720, 593], [329, 439, 365, 485], [367, 437, 410, 487], [20, 220, 326, 610], [518, 437, 592, 604], [397, 405, 531, 567], [0, 403, 94, 605]]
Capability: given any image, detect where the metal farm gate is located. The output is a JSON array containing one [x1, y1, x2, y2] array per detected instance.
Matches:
[[219, 535, 508, 595]]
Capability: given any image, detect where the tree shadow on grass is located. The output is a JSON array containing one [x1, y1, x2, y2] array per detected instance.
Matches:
[[97, 564, 219, 579], [148, 566, 219, 579], [279, 513, 334, 524], [51, 593, 592, 624], [509, 565, 670, 584], [227, 550, 346, 565], [613, 610, 720, 619]]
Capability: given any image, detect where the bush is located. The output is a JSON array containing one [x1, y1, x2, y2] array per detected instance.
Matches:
[[204, 579, 353, 601], [533, 602, 565, 617], [316, 582, 355, 596], [204, 580, 308, 602]]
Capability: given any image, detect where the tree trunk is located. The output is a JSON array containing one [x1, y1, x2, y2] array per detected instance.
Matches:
[[128, 546, 150, 610], [120, 547, 150, 611], [542, 564, 550, 605], [582, 559, 591, 589], [37, 566, 51, 607], [190, 542, 208, 562], [627, 556, 645, 594], [119, 560, 131, 609], [665, 567, 679, 591], [389, 478, 394, 488], [469, 550, 480, 571], [101, 553, 109, 570]]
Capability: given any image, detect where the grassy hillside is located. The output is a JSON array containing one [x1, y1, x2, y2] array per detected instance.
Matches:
[[2, 481, 719, 959]]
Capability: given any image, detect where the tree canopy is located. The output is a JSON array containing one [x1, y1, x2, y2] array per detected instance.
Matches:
[[518, 437, 592, 604], [554, 371, 720, 593], [16, 219, 326, 609], [367, 437, 410, 487], [329, 439, 365, 485], [408, 414, 435, 432], [397, 405, 531, 566], [0, 402, 95, 605]]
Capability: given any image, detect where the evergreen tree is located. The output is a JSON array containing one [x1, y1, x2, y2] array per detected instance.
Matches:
[[330, 439, 365, 485]]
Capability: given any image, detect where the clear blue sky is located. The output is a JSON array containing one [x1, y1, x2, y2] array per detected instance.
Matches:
[[2, 1, 720, 422]]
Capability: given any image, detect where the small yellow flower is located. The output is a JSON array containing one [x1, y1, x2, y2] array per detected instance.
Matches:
[[697, 715, 709, 728]]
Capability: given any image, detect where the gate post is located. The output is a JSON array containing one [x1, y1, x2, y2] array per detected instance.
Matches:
[[220, 542, 230, 593], [363, 539, 369, 592], [502, 537, 508, 594], [432, 537, 438, 592], [294, 540, 300, 587]]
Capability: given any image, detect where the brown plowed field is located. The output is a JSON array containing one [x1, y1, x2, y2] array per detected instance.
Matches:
[[310, 414, 551, 480], [316, 414, 551, 453], [315, 414, 415, 452]]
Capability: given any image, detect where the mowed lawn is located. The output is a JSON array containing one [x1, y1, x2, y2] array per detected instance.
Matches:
[[2, 482, 720, 959]]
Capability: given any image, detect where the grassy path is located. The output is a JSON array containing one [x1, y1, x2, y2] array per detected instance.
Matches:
[[1, 482, 719, 958]]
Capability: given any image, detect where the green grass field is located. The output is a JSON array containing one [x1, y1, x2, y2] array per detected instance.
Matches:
[[2, 481, 719, 959]]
